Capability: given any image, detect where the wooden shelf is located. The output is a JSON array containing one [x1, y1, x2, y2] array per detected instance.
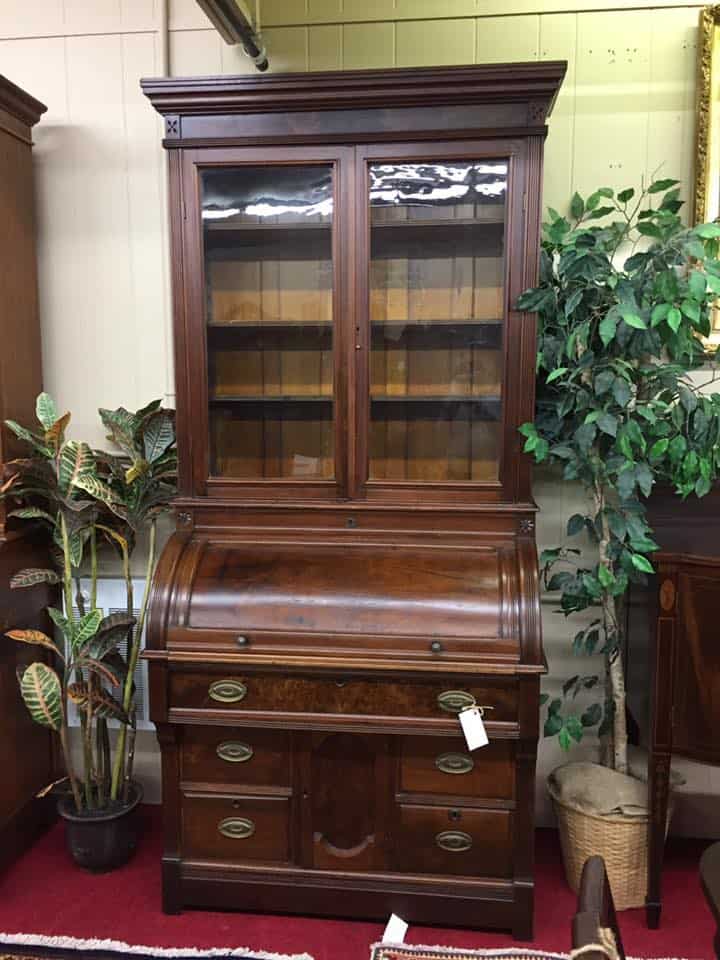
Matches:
[[209, 393, 501, 422]]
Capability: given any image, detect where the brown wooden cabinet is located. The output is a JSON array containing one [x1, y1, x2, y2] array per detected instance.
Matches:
[[0, 76, 56, 870], [142, 63, 566, 937], [627, 488, 720, 929]]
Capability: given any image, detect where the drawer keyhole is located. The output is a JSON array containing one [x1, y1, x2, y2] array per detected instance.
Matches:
[[449, 809, 462, 822]]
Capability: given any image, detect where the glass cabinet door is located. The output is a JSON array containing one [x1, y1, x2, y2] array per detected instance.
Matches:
[[201, 163, 336, 481], [366, 159, 507, 484]]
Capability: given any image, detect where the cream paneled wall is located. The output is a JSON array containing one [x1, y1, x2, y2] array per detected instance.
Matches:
[[2, 0, 718, 830]]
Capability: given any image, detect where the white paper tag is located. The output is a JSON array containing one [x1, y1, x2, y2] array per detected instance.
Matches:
[[382, 914, 408, 944], [460, 707, 489, 751]]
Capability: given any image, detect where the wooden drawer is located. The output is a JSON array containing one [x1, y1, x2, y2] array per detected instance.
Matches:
[[181, 726, 290, 787], [399, 736, 514, 800], [169, 672, 517, 723], [393, 803, 512, 878], [181, 792, 291, 863]]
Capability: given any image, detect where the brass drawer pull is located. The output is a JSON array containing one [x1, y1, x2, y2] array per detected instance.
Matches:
[[435, 752, 474, 775], [437, 690, 476, 713], [208, 679, 247, 704], [436, 829, 473, 853], [218, 816, 255, 839], [216, 741, 253, 763]]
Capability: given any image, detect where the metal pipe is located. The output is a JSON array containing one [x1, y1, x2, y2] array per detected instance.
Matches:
[[196, 0, 269, 71]]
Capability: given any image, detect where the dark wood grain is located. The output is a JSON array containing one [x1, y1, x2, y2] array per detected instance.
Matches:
[[141, 62, 565, 935], [0, 77, 55, 872]]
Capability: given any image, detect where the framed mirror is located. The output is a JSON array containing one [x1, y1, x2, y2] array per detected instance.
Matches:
[[696, 4, 720, 348]]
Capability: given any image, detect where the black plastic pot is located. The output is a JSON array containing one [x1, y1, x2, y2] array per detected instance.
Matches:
[[58, 781, 143, 872]]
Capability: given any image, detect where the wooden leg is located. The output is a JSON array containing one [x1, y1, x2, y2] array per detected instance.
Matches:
[[646, 752, 670, 929], [511, 881, 534, 941], [162, 856, 183, 915]]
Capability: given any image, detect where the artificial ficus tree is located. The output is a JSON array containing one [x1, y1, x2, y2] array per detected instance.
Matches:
[[518, 178, 720, 775]]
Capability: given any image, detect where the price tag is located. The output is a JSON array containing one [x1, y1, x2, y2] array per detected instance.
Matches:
[[460, 706, 489, 751], [382, 914, 408, 944]]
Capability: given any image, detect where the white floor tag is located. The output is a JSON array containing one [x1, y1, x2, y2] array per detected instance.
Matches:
[[382, 914, 408, 944], [460, 706, 489, 750]]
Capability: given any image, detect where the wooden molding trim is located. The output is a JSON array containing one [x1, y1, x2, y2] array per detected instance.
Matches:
[[0, 75, 47, 129], [141, 62, 567, 122]]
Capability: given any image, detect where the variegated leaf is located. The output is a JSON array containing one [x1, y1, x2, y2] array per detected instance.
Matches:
[[7, 507, 56, 524], [96, 523, 129, 555], [47, 606, 70, 635], [125, 459, 149, 484], [68, 682, 127, 722], [6, 629, 62, 657], [4, 419, 51, 456], [99, 407, 138, 457], [72, 474, 120, 507], [20, 662, 63, 730], [10, 567, 60, 589], [0, 472, 19, 494], [136, 399, 162, 421], [77, 657, 121, 687], [142, 411, 175, 463], [73, 609, 102, 648], [45, 411, 71, 450], [36, 393, 58, 430], [58, 441, 94, 493]]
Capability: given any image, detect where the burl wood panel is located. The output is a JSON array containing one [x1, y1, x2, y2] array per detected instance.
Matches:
[[169, 671, 519, 723]]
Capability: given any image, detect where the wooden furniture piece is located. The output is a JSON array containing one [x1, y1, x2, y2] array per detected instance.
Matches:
[[0, 76, 56, 871], [701, 842, 720, 959], [142, 62, 566, 938], [572, 857, 626, 960], [626, 488, 720, 929]]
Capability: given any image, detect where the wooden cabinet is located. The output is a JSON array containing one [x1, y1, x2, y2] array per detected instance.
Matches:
[[0, 76, 56, 870], [627, 488, 720, 928], [142, 63, 566, 937]]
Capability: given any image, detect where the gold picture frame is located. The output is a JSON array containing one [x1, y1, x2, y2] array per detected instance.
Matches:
[[696, 5, 720, 348]]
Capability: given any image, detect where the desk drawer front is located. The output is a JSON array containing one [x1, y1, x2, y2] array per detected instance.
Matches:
[[181, 793, 291, 863], [399, 736, 514, 800], [169, 672, 517, 722], [181, 726, 291, 787], [394, 803, 512, 877]]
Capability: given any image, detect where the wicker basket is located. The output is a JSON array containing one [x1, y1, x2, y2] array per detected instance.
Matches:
[[548, 777, 671, 911]]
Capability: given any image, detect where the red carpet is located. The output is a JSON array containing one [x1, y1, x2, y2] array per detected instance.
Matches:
[[0, 807, 713, 960]]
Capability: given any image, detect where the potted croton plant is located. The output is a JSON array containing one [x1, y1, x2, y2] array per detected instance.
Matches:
[[519, 178, 720, 908], [1, 394, 176, 871]]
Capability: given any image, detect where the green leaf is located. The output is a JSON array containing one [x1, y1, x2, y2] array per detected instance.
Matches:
[[566, 715, 584, 743], [695, 223, 720, 239], [4, 420, 50, 456], [581, 703, 602, 727], [546, 367, 569, 384], [679, 385, 698, 414], [648, 178, 680, 194], [71, 474, 120, 507], [617, 188, 635, 203], [597, 412, 618, 437], [567, 514, 585, 536], [612, 378, 632, 408], [19, 662, 63, 730], [620, 310, 647, 330], [35, 393, 58, 431], [47, 607, 69, 634], [68, 682, 128, 722], [637, 222, 662, 239], [545, 713, 563, 737], [595, 370, 615, 395], [598, 565, 615, 588], [651, 303, 670, 327], [9, 567, 60, 589], [667, 306, 682, 332], [635, 461, 654, 497], [599, 314, 617, 346], [631, 554, 655, 574], [558, 727, 572, 751], [681, 299, 700, 323], [688, 270, 707, 300], [649, 438, 669, 460], [575, 422, 597, 455], [570, 192, 585, 219]]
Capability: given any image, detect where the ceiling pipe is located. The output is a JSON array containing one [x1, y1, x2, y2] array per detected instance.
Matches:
[[195, 0, 269, 71]]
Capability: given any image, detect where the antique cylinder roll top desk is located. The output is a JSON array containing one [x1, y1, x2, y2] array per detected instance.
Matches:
[[142, 62, 566, 938]]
